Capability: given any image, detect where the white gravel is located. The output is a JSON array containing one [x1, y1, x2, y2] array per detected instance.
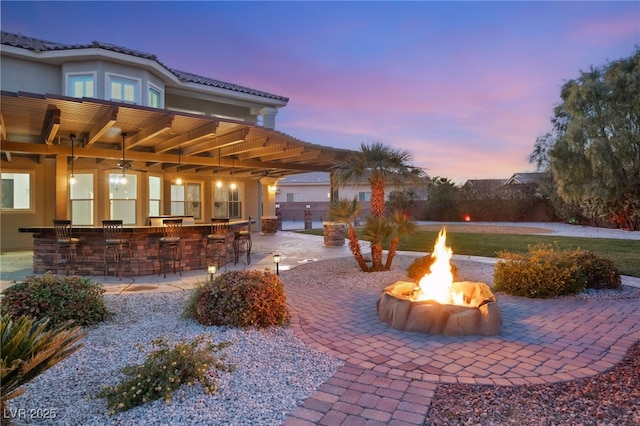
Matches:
[[6, 291, 343, 426]]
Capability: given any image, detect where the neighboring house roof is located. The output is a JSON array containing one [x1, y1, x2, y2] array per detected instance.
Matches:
[[0, 31, 289, 102], [505, 172, 549, 185], [461, 179, 507, 192], [278, 172, 331, 184]]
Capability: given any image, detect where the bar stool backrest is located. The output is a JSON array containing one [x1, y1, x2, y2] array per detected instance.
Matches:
[[53, 219, 72, 242], [210, 218, 230, 237], [102, 220, 124, 241], [162, 218, 183, 242]]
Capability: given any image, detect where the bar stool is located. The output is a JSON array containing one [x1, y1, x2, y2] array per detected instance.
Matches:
[[53, 219, 80, 276], [102, 220, 131, 280], [234, 216, 252, 265], [159, 218, 183, 278], [206, 218, 230, 269]]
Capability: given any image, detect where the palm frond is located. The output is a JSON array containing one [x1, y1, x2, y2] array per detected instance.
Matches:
[[1, 315, 85, 403]]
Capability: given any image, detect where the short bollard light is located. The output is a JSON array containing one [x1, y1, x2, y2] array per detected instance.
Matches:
[[273, 254, 281, 275], [207, 264, 217, 282]]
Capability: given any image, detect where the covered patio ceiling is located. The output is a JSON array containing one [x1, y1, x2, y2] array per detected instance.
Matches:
[[0, 91, 351, 179]]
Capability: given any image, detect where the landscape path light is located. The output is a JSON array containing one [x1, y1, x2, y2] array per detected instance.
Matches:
[[273, 254, 281, 275], [207, 264, 217, 282]]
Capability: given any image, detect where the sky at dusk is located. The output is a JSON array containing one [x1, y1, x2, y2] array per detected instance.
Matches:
[[2, 1, 639, 184]]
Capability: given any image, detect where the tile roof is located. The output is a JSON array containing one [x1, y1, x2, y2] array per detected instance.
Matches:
[[1, 31, 289, 102], [278, 172, 331, 184], [506, 172, 549, 185]]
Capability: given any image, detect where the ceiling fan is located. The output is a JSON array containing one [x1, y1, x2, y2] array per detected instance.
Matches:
[[116, 132, 134, 172], [109, 132, 144, 190], [111, 132, 146, 173]]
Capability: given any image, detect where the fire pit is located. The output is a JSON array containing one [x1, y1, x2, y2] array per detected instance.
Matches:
[[377, 229, 501, 336]]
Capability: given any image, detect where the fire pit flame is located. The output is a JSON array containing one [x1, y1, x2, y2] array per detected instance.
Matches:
[[413, 228, 466, 306], [376, 227, 502, 336]]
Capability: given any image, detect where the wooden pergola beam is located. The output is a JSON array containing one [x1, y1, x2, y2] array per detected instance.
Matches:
[[0, 140, 333, 172], [85, 106, 118, 147], [153, 121, 219, 153], [126, 115, 174, 149], [182, 127, 250, 156], [42, 107, 61, 145]]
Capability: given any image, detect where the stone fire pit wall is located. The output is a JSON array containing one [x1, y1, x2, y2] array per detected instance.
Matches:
[[377, 281, 502, 336]]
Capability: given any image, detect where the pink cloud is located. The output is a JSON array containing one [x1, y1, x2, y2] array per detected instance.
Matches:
[[566, 11, 640, 46]]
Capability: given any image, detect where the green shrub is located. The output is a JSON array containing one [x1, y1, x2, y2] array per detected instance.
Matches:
[[407, 255, 458, 281], [1, 315, 85, 415], [185, 270, 289, 328], [0, 273, 112, 329], [494, 244, 602, 298], [568, 249, 621, 290], [98, 335, 234, 414]]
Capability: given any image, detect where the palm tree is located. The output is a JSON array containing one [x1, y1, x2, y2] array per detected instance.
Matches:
[[384, 210, 416, 270], [333, 141, 427, 218], [333, 141, 427, 270], [328, 197, 369, 272]]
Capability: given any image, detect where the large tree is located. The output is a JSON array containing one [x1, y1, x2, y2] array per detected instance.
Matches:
[[530, 48, 640, 230], [332, 141, 427, 271]]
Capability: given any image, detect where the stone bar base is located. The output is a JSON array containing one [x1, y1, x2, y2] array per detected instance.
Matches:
[[261, 216, 278, 235], [21, 220, 251, 277]]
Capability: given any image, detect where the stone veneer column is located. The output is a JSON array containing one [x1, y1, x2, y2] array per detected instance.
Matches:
[[261, 216, 278, 235], [260, 177, 280, 235], [323, 221, 346, 246]]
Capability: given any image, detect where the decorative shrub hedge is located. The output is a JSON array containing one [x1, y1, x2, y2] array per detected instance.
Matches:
[[567, 250, 621, 290], [0, 273, 112, 329], [185, 270, 289, 328], [494, 244, 620, 298], [407, 255, 458, 281]]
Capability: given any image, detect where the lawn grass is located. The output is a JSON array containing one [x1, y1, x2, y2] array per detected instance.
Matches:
[[298, 228, 640, 277]]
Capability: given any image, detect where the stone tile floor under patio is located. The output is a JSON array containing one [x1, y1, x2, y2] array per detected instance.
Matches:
[[2, 222, 639, 425]]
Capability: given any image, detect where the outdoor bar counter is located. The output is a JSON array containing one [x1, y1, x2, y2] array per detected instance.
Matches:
[[18, 217, 252, 277]]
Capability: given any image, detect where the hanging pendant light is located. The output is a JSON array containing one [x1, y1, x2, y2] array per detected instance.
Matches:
[[175, 147, 183, 185], [230, 156, 237, 190], [69, 133, 77, 185], [110, 132, 128, 190], [215, 147, 222, 188]]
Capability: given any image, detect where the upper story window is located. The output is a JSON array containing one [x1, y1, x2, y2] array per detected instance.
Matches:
[[68, 74, 95, 98], [108, 75, 139, 104], [148, 85, 163, 108]]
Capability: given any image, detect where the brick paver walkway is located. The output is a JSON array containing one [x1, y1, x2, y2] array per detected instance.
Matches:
[[283, 283, 640, 425]]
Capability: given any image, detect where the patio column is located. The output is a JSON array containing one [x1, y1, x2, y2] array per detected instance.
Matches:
[[55, 154, 69, 219], [260, 177, 279, 234]]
